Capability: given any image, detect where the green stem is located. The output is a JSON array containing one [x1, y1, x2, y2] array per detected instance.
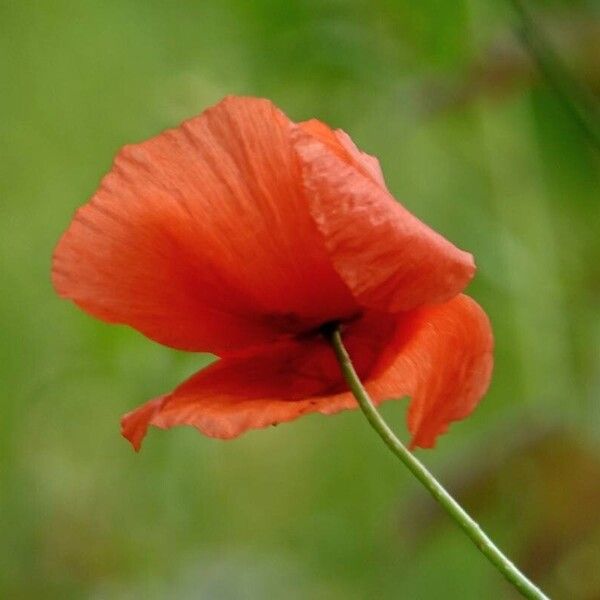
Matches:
[[326, 327, 549, 600]]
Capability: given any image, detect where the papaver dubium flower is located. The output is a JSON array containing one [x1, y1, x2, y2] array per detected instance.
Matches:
[[52, 96, 493, 451]]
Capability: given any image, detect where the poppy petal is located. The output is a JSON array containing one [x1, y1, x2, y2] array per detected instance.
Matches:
[[298, 119, 387, 187], [122, 295, 492, 450], [121, 341, 355, 450], [121, 397, 167, 452], [121, 310, 397, 448], [293, 124, 476, 313], [53, 96, 357, 354], [370, 294, 494, 448]]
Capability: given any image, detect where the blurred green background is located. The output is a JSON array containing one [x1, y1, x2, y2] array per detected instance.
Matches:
[[2, 1, 599, 598]]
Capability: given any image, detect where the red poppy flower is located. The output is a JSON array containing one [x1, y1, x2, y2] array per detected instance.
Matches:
[[52, 96, 493, 451]]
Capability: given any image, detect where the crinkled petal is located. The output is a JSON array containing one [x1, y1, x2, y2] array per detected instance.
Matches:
[[299, 119, 387, 188], [53, 96, 357, 354], [293, 122, 476, 313], [122, 295, 492, 450]]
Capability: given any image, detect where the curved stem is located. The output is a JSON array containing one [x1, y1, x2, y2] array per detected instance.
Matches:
[[326, 327, 549, 600]]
